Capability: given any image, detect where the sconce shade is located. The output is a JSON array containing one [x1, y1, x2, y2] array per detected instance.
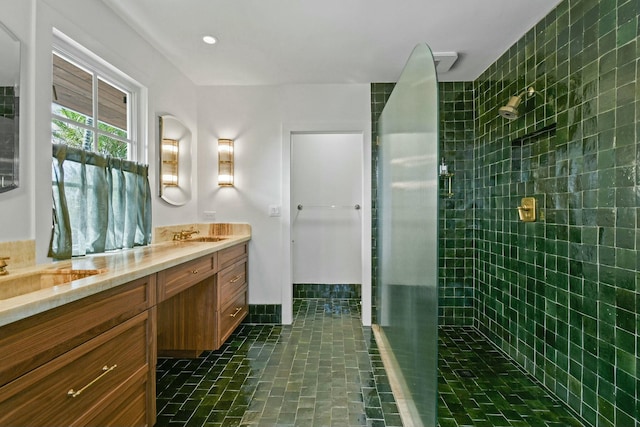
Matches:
[[218, 139, 234, 186], [161, 138, 179, 186]]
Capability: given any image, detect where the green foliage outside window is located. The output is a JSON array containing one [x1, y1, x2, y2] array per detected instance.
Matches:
[[52, 107, 128, 159]]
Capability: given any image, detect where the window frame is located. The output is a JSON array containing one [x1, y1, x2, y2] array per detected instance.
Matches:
[[52, 30, 146, 163]]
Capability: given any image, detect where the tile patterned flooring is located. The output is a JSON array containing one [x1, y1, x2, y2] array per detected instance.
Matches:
[[156, 300, 585, 427], [156, 299, 402, 427], [438, 327, 585, 427]]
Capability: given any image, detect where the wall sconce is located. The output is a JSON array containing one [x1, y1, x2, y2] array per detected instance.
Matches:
[[218, 139, 234, 186], [161, 138, 179, 186]]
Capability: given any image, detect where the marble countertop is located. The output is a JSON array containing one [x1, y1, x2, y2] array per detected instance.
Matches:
[[0, 224, 251, 328]]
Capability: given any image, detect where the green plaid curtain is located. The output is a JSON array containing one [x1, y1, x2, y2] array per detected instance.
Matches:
[[49, 144, 152, 259]]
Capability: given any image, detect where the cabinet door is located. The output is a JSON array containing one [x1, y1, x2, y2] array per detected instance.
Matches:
[[0, 312, 152, 427]]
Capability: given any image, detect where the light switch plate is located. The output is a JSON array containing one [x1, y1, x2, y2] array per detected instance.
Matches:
[[268, 205, 281, 217], [203, 211, 216, 221]]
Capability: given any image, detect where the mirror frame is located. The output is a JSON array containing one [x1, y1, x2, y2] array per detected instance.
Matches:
[[158, 115, 192, 206], [0, 22, 20, 193]]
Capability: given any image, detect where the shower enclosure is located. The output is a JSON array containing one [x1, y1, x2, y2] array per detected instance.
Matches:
[[376, 43, 439, 426]]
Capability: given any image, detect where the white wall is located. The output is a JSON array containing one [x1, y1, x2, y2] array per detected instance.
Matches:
[[197, 84, 370, 311], [0, 0, 200, 261], [291, 132, 363, 284], [2, 0, 373, 317]]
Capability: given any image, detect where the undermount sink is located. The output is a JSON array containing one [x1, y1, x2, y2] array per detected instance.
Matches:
[[183, 236, 228, 243], [0, 268, 107, 301]]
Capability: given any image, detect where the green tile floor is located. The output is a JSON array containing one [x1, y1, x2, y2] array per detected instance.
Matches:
[[156, 299, 402, 427], [156, 302, 587, 427], [438, 327, 585, 427]]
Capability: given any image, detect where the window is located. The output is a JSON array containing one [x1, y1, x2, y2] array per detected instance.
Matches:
[[49, 33, 151, 259], [51, 33, 143, 161]]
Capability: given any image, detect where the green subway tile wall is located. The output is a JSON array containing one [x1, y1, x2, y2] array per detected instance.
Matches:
[[372, 0, 639, 425], [245, 304, 282, 324], [372, 82, 476, 327], [293, 284, 361, 300], [474, 0, 639, 426], [439, 82, 476, 326]]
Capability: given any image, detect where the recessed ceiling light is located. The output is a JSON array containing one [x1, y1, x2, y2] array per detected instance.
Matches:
[[202, 35, 217, 45]]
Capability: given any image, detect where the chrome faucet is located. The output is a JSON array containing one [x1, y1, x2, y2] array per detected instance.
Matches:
[[0, 257, 10, 275], [173, 229, 200, 241]]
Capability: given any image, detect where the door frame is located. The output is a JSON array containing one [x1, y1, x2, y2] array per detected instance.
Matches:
[[281, 122, 371, 325]]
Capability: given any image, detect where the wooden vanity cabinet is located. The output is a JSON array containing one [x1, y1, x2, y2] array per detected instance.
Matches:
[[156, 276, 216, 357], [156, 253, 217, 357], [0, 239, 249, 425], [216, 251, 248, 348], [0, 275, 156, 427], [156, 243, 248, 356]]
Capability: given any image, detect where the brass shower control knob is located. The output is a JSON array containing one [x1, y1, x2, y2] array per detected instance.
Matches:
[[517, 197, 536, 222]]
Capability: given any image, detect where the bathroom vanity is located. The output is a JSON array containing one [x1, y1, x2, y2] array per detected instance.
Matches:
[[157, 242, 248, 357], [0, 276, 156, 426], [0, 224, 250, 426]]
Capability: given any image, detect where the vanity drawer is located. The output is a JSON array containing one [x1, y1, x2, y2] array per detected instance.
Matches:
[[218, 258, 247, 304], [0, 275, 154, 388], [217, 287, 248, 347], [157, 254, 216, 301], [218, 243, 247, 270], [84, 372, 148, 427], [0, 311, 150, 427]]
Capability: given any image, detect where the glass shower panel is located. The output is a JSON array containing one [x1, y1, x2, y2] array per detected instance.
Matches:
[[377, 43, 439, 426]]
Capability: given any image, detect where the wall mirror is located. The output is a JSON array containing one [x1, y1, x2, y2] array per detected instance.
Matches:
[[0, 22, 20, 193], [158, 115, 192, 206]]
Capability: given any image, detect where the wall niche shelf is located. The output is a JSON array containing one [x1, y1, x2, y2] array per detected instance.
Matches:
[[510, 123, 557, 146]]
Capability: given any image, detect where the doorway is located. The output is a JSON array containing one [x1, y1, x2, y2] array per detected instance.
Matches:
[[291, 133, 362, 286], [281, 126, 371, 326]]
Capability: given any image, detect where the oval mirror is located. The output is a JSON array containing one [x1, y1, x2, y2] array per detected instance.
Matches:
[[0, 22, 20, 193], [158, 115, 192, 206]]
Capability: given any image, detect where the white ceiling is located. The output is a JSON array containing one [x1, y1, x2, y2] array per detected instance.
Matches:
[[101, 0, 561, 86]]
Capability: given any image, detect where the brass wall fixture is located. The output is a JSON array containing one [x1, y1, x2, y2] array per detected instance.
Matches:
[[499, 87, 536, 120], [161, 138, 179, 187], [218, 139, 234, 186], [158, 114, 192, 206], [517, 197, 536, 222]]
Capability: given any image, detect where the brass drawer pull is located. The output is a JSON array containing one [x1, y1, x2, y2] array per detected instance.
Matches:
[[191, 269, 199, 274], [229, 307, 242, 318], [67, 364, 117, 398], [229, 275, 242, 283]]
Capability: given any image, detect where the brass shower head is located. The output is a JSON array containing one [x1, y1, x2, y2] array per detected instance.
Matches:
[[499, 87, 535, 120]]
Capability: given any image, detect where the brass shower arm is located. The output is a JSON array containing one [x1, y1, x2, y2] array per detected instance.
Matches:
[[518, 87, 536, 98]]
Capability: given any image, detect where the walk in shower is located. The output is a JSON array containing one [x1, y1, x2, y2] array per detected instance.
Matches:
[[375, 43, 439, 426]]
